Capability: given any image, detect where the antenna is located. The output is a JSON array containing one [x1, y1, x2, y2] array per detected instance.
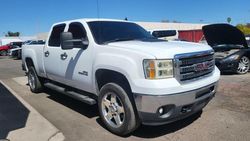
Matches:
[[96, 0, 101, 44], [96, 0, 100, 19]]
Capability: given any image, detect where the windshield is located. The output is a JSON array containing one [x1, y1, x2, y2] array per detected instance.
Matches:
[[88, 21, 154, 44]]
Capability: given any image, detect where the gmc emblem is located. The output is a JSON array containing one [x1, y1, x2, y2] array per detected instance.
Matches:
[[194, 62, 209, 72]]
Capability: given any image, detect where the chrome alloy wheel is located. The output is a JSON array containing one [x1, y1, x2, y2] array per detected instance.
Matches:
[[237, 56, 250, 74], [28, 71, 36, 90], [101, 92, 125, 128]]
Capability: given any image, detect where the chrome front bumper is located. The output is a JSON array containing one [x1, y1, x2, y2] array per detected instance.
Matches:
[[133, 82, 218, 125]]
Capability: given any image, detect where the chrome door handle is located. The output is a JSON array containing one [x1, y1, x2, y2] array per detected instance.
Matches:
[[60, 52, 68, 60], [44, 51, 49, 57]]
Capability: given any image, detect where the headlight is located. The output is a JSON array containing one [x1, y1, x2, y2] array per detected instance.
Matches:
[[143, 59, 173, 79], [228, 54, 240, 60]]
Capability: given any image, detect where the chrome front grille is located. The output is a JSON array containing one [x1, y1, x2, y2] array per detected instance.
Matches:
[[175, 50, 215, 82]]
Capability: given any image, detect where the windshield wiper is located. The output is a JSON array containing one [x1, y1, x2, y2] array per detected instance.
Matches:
[[103, 38, 137, 44], [214, 44, 245, 48]]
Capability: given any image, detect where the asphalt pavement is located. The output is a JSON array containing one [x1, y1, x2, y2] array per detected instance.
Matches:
[[0, 82, 29, 139], [0, 57, 64, 141]]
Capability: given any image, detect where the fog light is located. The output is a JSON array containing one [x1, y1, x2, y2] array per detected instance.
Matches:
[[158, 105, 175, 118], [158, 107, 164, 115]]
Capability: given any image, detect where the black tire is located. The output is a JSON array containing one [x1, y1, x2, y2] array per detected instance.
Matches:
[[0, 50, 7, 56], [236, 56, 250, 74], [98, 83, 139, 136], [17, 50, 21, 59], [28, 66, 43, 93]]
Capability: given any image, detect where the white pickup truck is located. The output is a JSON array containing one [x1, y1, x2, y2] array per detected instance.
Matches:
[[22, 19, 220, 135]]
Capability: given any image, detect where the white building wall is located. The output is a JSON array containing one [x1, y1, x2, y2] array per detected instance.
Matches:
[[136, 22, 206, 31], [0, 36, 36, 45]]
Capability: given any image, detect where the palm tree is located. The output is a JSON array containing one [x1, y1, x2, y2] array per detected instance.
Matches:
[[227, 17, 232, 24]]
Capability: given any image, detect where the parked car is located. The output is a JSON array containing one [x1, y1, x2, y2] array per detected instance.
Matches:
[[10, 41, 23, 47], [203, 24, 250, 74], [246, 35, 250, 46], [9, 40, 45, 59], [8, 45, 21, 58], [26, 40, 45, 45], [22, 19, 220, 135], [0, 41, 22, 56], [0, 44, 10, 56]]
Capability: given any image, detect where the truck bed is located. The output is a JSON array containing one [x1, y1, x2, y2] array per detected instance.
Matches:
[[22, 44, 46, 77]]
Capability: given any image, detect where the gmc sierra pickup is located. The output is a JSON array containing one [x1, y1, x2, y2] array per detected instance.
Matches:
[[22, 19, 220, 135]]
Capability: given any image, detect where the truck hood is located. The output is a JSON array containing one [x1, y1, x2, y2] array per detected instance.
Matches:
[[202, 24, 248, 48], [108, 40, 212, 59]]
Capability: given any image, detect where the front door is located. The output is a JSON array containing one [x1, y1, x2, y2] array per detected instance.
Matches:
[[59, 22, 94, 93]]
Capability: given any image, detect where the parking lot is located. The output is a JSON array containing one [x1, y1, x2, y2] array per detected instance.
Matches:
[[0, 56, 250, 141]]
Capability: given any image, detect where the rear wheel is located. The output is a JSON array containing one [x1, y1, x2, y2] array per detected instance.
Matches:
[[98, 83, 138, 136], [237, 56, 250, 74], [28, 66, 43, 93], [0, 50, 7, 56], [17, 50, 21, 59]]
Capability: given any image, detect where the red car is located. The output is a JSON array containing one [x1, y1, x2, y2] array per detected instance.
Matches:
[[0, 42, 23, 56], [0, 44, 11, 56]]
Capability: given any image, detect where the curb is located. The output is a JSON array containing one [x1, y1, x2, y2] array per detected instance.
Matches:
[[0, 80, 65, 141]]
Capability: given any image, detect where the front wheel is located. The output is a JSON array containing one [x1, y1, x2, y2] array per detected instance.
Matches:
[[236, 56, 250, 74], [98, 83, 139, 136]]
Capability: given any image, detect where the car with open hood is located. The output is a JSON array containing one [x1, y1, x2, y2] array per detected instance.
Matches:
[[202, 24, 250, 74]]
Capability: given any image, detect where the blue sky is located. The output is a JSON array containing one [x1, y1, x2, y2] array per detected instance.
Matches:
[[0, 0, 249, 36]]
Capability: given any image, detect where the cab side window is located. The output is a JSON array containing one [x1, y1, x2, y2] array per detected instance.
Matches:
[[68, 22, 88, 47], [48, 24, 66, 47]]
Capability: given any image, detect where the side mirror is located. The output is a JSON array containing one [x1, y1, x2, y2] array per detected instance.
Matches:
[[152, 30, 177, 38], [60, 32, 89, 50], [60, 32, 74, 50]]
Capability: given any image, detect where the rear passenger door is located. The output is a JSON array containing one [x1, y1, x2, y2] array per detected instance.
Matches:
[[44, 24, 66, 82]]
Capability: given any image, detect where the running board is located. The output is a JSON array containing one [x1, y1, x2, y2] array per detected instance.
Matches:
[[44, 82, 96, 105]]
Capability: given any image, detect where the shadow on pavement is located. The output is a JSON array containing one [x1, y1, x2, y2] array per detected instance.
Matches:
[[132, 110, 202, 138], [95, 109, 202, 138], [44, 88, 98, 118], [0, 83, 30, 139], [220, 72, 236, 75]]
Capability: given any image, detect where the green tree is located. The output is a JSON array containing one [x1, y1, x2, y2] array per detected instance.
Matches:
[[236, 24, 250, 35], [172, 20, 181, 23], [227, 17, 232, 24], [161, 19, 170, 23], [5, 31, 20, 37]]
